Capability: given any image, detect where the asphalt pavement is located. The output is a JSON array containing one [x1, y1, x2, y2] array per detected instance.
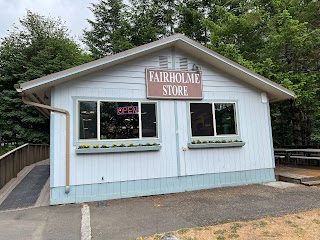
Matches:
[[0, 183, 319, 240]]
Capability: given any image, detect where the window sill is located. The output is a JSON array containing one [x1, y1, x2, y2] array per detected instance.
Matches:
[[188, 142, 245, 149], [75, 145, 162, 154]]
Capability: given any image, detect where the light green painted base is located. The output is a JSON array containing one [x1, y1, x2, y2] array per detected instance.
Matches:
[[50, 168, 275, 205]]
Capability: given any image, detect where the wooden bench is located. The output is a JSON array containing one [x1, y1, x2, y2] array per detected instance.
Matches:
[[274, 155, 285, 165], [289, 155, 320, 166]]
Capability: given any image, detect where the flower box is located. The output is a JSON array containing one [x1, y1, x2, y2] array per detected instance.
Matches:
[[188, 142, 245, 149], [76, 145, 161, 154]]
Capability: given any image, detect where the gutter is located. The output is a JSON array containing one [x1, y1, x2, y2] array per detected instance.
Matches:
[[18, 91, 71, 194]]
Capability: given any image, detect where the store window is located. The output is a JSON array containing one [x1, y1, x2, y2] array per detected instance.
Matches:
[[141, 103, 158, 138], [79, 101, 97, 139], [215, 103, 237, 135], [190, 102, 237, 137], [190, 103, 214, 136], [78, 100, 158, 140]]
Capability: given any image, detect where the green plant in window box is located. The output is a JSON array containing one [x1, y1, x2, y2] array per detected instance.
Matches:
[[146, 142, 152, 146], [209, 140, 214, 143], [119, 143, 126, 147], [234, 139, 242, 142], [138, 143, 143, 147], [228, 139, 233, 143], [111, 143, 117, 148], [221, 140, 227, 143], [215, 140, 222, 143], [101, 144, 109, 148], [78, 144, 90, 149], [93, 144, 99, 148], [152, 142, 159, 146], [196, 139, 201, 144], [191, 140, 196, 144], [129, 143, 135, 147], [202, 140, 208, 144]]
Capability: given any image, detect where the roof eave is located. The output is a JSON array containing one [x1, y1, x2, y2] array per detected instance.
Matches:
[[18, 34, 295, 103]]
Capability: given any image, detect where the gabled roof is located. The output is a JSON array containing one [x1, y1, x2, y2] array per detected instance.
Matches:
[[17, 34, 295, 102]]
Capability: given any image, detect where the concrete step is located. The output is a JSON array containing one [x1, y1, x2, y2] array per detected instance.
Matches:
[[276, 172, 320, 186], [301, 180, 320, 186]]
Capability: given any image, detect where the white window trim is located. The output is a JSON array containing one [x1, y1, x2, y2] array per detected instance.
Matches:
[[77, 99, 159, 142], [189, 101, 239, 138]]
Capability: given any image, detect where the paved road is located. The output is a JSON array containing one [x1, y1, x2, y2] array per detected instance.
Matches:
[[0, 184, 319, 240]]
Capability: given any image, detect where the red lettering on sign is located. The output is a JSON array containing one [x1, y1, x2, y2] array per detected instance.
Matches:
[[117, 106, 139, 115]]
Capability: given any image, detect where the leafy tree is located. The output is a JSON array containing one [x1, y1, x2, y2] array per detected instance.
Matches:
[[204, 6, 320, 145], [0, 11, 92, 145]]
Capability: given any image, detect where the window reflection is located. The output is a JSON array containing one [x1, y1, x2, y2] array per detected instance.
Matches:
[[215, 103, 237, 135], [100, 102, 139, 139], [79, 101, 97, 139], [190, 103, 214, 136], [141, 103, 157, 138]]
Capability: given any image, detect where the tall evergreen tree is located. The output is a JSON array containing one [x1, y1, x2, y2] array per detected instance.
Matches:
[[129, 0, 170, 45], [83, 0, 133, 58]]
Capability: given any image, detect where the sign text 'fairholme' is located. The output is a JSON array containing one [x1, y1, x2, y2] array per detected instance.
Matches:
[[146, 69, 203, 99]]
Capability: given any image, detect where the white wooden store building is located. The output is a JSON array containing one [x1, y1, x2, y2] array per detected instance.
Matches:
[[17, 34, 295, 205]]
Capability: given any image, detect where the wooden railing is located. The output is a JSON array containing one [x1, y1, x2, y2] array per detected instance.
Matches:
[[0, 143, 49, 189], [275, 145, 320, 149]]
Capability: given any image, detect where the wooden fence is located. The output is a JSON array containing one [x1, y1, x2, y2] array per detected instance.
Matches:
[[0, 143, 49, 189]]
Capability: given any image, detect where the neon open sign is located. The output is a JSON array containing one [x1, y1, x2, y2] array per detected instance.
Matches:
[[117, 106, 139, 115]]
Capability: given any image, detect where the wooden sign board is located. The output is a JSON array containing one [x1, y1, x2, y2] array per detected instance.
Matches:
[[146, 69, 203, 99]]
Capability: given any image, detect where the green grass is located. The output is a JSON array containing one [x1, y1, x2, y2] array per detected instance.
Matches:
[[285, 220, 299, 228], [177, 228, 190, 234], [228, 233, 240, 238], [230, 223, 243, 233], [214, 229, 226, 235]]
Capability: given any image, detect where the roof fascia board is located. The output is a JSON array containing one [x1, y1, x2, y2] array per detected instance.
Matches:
[[176, 38, 295, 98]]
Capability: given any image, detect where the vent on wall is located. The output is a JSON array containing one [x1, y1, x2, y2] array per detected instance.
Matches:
[[159, 56, 168, 69], [179, 58, 188, 70]]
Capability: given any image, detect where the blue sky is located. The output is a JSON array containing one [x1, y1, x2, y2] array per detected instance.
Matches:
[[0, 0, 98, 44]]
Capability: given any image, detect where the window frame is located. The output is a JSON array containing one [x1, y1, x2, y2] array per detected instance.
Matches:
[[76, 99, 159, 142], [189, 101, 239, 139]]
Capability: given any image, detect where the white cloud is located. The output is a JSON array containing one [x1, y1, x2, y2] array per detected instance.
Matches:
[[0, 0, 98, 44]]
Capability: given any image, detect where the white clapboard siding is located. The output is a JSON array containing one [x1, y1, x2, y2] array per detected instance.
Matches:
[[51, 47, 273, 187]]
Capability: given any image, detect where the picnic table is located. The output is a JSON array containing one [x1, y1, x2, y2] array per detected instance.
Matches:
[[274, 148, 320, 166]]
